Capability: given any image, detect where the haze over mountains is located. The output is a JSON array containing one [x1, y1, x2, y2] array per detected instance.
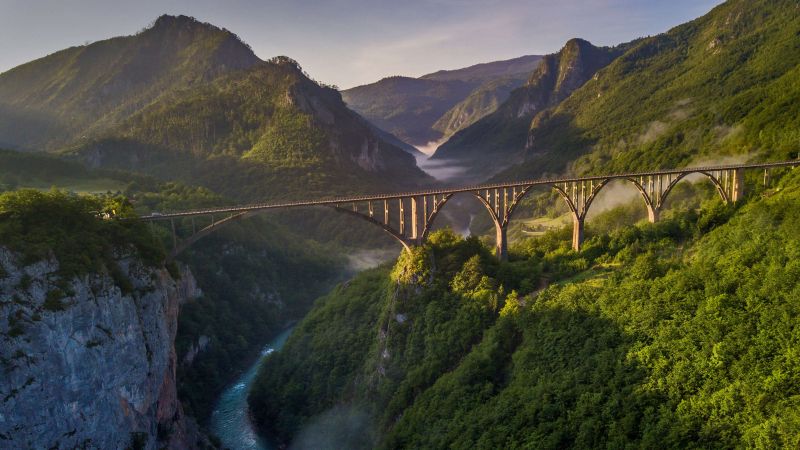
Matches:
[[432, 38, 626, 178], [342, 55, 542, 150]]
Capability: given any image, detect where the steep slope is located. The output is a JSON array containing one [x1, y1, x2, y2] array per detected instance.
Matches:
[[497, 0, 800, 181], [249, 168, 800, 449], [432, 76, 527, 138], [0, 190, 204, 449], [341, 76, 475, 146], [69, 56, 430, 199], [432, 38, 623, 178], [341, 55, 542, 148], [0, 15, 430, 199]]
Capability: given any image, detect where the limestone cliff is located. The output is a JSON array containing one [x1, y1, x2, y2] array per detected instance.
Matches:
[[0, 247, 203, 449]]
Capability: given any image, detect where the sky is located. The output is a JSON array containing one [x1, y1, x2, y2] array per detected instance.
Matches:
[[0, 0, 723, 89]]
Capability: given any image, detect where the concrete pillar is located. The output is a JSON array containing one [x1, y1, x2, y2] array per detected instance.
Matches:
[[647, 205, 659, 223], [170, 218, 177, 251], [496, 223, 508, 262], [399, 198, 405, 234], [410, 197, 418, 239], [572, 216, 584, 252], [732, 168, 744, 202]]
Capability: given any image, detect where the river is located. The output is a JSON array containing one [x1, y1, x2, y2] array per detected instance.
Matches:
[[210, 327, 294, 450]]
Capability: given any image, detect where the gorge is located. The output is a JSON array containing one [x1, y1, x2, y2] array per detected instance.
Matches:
[[1, 0, 800, 448]]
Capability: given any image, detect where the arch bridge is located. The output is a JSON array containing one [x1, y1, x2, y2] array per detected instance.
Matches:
[[138, 160, 799, 261]]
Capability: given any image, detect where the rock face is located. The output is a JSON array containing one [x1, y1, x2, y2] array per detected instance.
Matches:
[[0, 247, 201, 449]]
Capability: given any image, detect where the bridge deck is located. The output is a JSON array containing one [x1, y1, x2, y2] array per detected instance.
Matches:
[[137, 160, 798, 221]]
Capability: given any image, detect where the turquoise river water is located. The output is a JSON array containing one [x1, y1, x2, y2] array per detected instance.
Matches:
[[210, 327, 294, 450]]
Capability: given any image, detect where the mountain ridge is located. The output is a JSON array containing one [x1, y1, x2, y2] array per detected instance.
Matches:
[[431, 38, 624, 179], [0, 15, 431, 199], [341, 55, 543, 148], [437, 0, 800, 183]]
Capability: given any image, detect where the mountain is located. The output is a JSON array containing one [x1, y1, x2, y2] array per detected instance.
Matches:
[[431, 75, 533, 140], [421, 54, 542, 83], [431, 38, 624, 178], [442, 0, 800, 182], [0, 15, 430, 199], [341, 76, 476, 147], [0, 15, 259, 152], [341, 55, 542, 148]]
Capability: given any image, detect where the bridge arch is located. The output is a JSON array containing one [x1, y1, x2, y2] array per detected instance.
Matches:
[[332, 206, 413, 251], [551, 179, 610, 251], [138, 160, 797, 262], [624, 171, 732, 223], [418, 192, 507, 259]]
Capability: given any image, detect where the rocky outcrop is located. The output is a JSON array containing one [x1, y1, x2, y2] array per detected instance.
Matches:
[[0, 247, 202, 449]]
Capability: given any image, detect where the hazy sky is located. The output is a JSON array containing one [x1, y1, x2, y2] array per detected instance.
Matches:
[[0, 0, 723, 89]]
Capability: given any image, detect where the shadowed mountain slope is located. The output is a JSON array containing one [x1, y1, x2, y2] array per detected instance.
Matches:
[[341, 55, 542, 148], [438, 0, 800, 182], [432, 39, 624, 178]]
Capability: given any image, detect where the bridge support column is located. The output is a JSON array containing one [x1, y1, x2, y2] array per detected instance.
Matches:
[[496, 224, 508, 262], [572, 216, 584, 252], [732, 168, 744, 203], [647, 206, 659, 223]]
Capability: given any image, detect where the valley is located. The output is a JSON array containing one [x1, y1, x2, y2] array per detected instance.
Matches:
[[1, 0, 799, 448]]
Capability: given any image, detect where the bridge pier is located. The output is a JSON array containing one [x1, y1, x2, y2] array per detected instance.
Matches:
[[572, 216, 584, 252], [647, 206, 659, 223], [496, 225, 508, 262], [732, 168, 744, 203]]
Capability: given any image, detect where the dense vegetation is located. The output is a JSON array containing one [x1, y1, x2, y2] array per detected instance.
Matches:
[[249, 168, 800, 448], [0, 189, 162, 280], [434, 0, 800, 182], [0, 14, 259, 152]]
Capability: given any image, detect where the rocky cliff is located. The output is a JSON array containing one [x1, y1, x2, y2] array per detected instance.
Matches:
[[0, 247, 203, 449]]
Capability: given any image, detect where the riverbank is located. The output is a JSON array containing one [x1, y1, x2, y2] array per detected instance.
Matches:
[[210, 327, 295, 450]]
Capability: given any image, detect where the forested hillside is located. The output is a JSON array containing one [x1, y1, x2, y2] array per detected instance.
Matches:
[[432, 38, 624, 178], [441, 0, 800, 181], [249, 167, 800, 448], [0, 15, 430, 200]]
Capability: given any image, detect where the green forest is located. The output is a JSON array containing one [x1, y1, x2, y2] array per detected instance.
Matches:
[[249, 168, 800, 449], [1, 1, 799, 447]]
